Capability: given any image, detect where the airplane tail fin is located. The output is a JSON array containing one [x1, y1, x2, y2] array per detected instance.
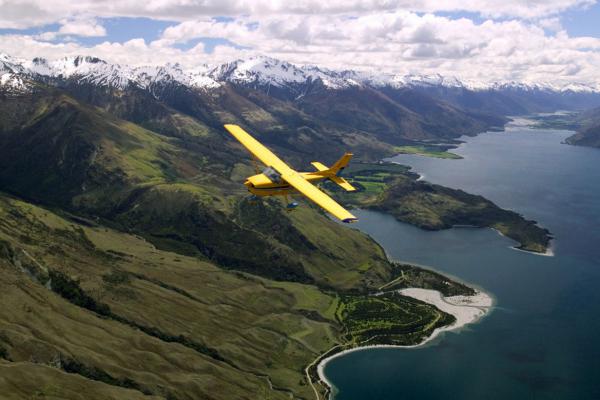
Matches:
[[330, 153, 353, 175], [310, 153, 356, 192]]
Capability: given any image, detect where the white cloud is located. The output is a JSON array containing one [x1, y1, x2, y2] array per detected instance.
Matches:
[[0, 34, 211, 67], [0, 0, 596, 29], [0, 1, 599, 88], [538, 17, 564, 32], [34, 18, 107, 42], [36, 31, 58, 41], [57, 18, 107, 37], [160, 11, 600, 86]]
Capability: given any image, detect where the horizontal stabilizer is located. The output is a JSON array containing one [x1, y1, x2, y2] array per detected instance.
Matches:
[[329, 175, 356, 191], [311, 161, 329, 172]]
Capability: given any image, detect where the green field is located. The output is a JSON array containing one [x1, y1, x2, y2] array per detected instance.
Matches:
[[380, 263, 476, 297], [393, 145, 462, 159], [338, 292, 455, 346]]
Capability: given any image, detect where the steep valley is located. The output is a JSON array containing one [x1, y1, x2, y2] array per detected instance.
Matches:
[[0, 55, 566, 399]]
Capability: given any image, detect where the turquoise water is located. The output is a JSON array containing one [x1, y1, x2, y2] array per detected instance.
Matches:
[[324, 122, 600, 399]]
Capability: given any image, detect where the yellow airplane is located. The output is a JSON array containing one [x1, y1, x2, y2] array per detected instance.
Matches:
[[224, 124, 358, 223]]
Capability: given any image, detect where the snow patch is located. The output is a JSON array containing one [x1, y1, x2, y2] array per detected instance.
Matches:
[[1, 52, 598, 94]]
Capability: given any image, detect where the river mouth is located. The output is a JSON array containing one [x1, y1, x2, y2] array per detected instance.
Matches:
[[323, 121, 600, 400]]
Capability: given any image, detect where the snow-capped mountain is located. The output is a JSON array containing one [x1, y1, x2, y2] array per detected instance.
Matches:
[[26, 56, 138, 88], [2, 52, 600, 118], [3, 52, 598, 95], [207, 56, 359, 90], [2, 54, 221, 93], [0, 53, 29, 92]]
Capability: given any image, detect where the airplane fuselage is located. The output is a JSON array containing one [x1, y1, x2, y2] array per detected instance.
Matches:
[[245, 172, 325, 196]]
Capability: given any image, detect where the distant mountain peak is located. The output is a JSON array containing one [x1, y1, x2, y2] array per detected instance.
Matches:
[[209, 56, 309, 86], [1, 52, 598, 94], [0, 53, 29, 93], [7, 54, 222, 92]]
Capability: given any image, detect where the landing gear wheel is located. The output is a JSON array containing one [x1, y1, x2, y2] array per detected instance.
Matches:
[[284, 194, 299, 212]]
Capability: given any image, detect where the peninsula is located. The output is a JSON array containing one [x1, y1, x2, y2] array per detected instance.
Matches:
[[328, 162, 552, 254], [306, 263, 493, 399]]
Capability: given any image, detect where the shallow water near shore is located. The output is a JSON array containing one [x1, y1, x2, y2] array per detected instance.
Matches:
[[324, 123, 600, 399]]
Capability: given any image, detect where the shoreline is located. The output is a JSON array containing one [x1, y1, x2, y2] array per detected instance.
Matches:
[[386, 151, 554, 259], [490, 227, 555, 257], [363, 166, 553, 258], [512, 244, 554, 257], [314, 288, 494, 399]]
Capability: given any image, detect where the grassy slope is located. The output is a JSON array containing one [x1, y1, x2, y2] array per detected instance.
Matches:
[[0, 84, 542, 397], [0, 91, 391, 290], [53, 79, 505, 168], [63, 82, 397, 166], [393, 144, 462, 159], [329, 163, 551, 253], [0, 362, 162, 400], [0, 193, 332, 399], [0, 193, 461, 399]]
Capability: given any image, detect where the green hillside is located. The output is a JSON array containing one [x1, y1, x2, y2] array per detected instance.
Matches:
[[0, 190, 458, 399], [0, 87, 453, 398], [0, 89, 394, 290], [0, 82, 543, 398]]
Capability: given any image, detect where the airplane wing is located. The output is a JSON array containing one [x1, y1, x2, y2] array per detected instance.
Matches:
[[224, 124, 357, 223], [282, 171, 358, 223], [224, 124, 292, 173]]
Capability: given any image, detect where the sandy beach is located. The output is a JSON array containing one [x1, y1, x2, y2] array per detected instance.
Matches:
[[315, 287, 493, 398], [399, 288, 493, 328]]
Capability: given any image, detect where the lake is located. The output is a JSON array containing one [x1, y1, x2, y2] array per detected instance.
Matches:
[[324, 120, 600, 399]]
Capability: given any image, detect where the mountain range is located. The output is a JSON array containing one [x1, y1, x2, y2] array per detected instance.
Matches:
[[4, 53, 600, 93], [0, 51, 594, 399], [3, 53, 600, 114]]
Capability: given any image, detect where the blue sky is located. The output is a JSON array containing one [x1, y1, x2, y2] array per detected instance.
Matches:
[[561, 2, 600, 37], [434, 3, 600, 38], [0, 17, 246, 52], [2, 6, 599, 47]]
